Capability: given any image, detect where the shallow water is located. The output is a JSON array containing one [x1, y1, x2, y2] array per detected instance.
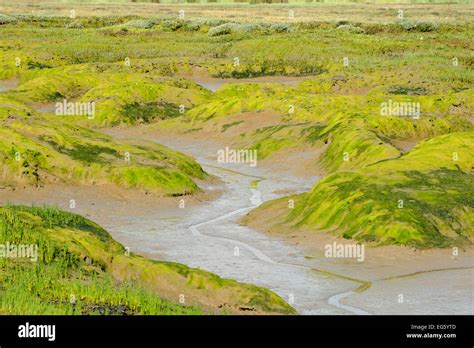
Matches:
[[0, 79, 19, 92], [191, 76, 311, 92], [106, 136, 472, 315], [104, 140, 355, 314], [5, 103, 471, 314]]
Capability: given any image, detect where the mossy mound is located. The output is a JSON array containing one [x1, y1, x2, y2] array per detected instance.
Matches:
[[0, 205, 295, 314], [0, 98, 205, 195], [245, 132, 474, 248], [177, 82, 472, 173], [4, 65, 210, 127]]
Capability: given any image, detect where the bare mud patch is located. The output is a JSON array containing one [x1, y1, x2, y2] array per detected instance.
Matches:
[[187, 76, 314, 92], [0, 78, 20, 92], [390, 139, 418, 153], [105, 125, 473, 314], [104, 122, 326, 179]]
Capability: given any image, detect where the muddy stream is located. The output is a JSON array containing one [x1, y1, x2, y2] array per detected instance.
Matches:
[[1, 77, 472, 315], [102, 137, 360, 315]]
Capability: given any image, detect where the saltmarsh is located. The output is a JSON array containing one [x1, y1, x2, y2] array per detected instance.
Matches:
[[0, 204, 295, 314], [244, 132, 474, 248], [1, 13, 473, 249], [0, 96, 206, 194]]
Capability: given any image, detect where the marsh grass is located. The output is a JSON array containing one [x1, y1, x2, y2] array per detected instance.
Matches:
[[122, 101, 181, 123], [0, 205, 203, 314], [252, 132, 474, 248], [0, 9, 472, 250], [0, 102, 206, 194], [0, 205, 295, 314]]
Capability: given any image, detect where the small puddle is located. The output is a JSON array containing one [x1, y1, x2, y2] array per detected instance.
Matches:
[[190, 76, 313, 92], [0, 78, 20, 92], [32, 103, 57, 113]]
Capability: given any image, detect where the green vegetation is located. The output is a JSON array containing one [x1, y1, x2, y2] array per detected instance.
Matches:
[[399, 20, 439, 32], [208, 22, 293, 37], [0, 96, 206, 195], [0, 4, 473, 317], [0, 14, 16, 25], [245, 132, 474, 248], [0, 205, 295, 314]]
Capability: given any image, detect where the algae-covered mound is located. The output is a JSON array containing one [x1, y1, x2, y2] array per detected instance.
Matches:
[[0, 98, 205, 195], [0, 205, 295, 314], [244, 132, 474, 248], [4, 65, 210, 127], [177, 81, 472, 173]]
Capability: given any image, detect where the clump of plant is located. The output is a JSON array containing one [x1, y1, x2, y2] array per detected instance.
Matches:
[[119, 19, 155, 29], [10, 14, 34, 21], [84, 16, 129, 28], [269, 23, 293, 33], [208, 22, 235, 36], [208, 22, 293, 37], [336, 20, 350, 26], [26, 61, 52, 70], [159, 19, 184, 31], [65, 20, 84, 29], [184, 19, 204, 31], [388, 85, 429, 95], [121, 102, 181, 123], [0, 13, 17, 25], [296, 21, 332, 31], [399, 20, 439, 32], [147, 18, 228, 32], [244, 23, 266, 32], [337, 24, 365, 34]]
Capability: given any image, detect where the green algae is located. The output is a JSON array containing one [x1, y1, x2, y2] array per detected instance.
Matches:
[[0, 205, 295, 314], [0, 98, 205, 195], [1, 14, 473, 251], [251, 132, 474, 248]]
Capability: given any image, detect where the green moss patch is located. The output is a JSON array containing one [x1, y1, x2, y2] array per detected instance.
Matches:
[[0, 99, 206, 195], [0, 205, 294, 314], [248, 132, 474, 248]]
